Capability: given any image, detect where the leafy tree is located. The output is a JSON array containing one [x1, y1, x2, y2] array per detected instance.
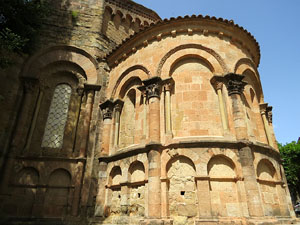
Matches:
[[0, 0, 48, 68], [278, 140, 300, 203]]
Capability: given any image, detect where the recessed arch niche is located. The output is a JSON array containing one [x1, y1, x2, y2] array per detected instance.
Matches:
[[43, 168, 71, 217], [128, 161, 146, 217], [169, 55, 222, 137], [167, 156, 198, 218], [208, 155, 241, 217], [257, 159, 281, 216]]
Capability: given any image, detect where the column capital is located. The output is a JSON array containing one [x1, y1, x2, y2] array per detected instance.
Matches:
[[259, 103, 268, 115], [266, 106, 273, 124], [210, 75, 224, 91], [139, 76, 162, 100], [20, 77, 39, 93], [162, 77, 174, 92], [77, 86, 85, 96], [113, 99, 124, 112], [84, 83, 101, 92], [223, 73, 247, 96], [100, 100, 114, 120]]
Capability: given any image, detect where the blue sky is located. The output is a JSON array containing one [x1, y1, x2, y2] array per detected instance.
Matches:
[[134, 0, 300, 144]]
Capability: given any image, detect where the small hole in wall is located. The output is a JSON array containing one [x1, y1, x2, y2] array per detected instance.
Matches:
[[180, 191, 185, 196], [138, 193, 141, 198], [118, 194, 121, 199]]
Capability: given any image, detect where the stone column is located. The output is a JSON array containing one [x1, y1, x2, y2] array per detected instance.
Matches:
[[73, 87, 86, 154], [162, 78, 174, 137], [141, 77, 162, 220], [140, 90, 148, 139], [223, 73, 248, 140], [143, 77, 162, 143], [210, 76, 228, 131], [259, 103, 274, 147], [100, 100, 114, 155], [238, 146, 264, 217], [11, 77, 39, 151], [24, 87, 44, 151], [79, 84, 101, 214], [79, 84, 101, 157], [113, 100, 124, 149]]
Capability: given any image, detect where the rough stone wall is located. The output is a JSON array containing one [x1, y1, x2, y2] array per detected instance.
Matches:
[[0, 0, 160, 223], [167, 157, 197, 225]]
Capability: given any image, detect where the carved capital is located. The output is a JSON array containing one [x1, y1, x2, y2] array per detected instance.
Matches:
[[21, 77, 39, 93], [77, 87, 85, 96], [267, 106, 273, 124], [100, 100, 114, 120], [259, 103, 268, 115], [210, 75, 224, 91], [162, 77, 174, 92], [114, 99, 124, 112], [223, 73, 247, 96], [84, 84, 101, 92], [140, 76, 162, 100]]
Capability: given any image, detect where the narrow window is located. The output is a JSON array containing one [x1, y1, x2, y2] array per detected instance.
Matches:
[[41, 84, 72, 148]]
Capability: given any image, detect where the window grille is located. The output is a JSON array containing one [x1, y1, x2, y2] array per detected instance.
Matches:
[[41, 84, 72, 148]]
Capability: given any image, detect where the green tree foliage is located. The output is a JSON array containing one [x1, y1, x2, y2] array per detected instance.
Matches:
[[278, 140, 300, 201], [0, 0, 48, 68]]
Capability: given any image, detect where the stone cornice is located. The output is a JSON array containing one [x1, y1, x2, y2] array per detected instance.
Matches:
[[105, 15, 260, 69], [98, 139, 280, 163]]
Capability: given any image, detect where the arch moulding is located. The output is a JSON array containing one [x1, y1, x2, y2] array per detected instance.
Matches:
[[21, 45, 99, 85], [156, 44, 228, 78], [109, 65, 150, 99]]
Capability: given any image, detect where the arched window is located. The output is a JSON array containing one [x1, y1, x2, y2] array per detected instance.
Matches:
[[41, 84, 72, 148]]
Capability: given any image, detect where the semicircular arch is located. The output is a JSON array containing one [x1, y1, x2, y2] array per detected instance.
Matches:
[[169, 54, 215, 76], [110, 65, 150, 99], [234, 58, 263, 102], [256, 158, 278, 180], [157, 44, 228, 79], [21, 45, 99, 85]]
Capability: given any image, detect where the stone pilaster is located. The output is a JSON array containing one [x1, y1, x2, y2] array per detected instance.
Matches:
[[79, 84, 101, 214], [223, 73, 248, 140], [71, 160, 85, 216], [160, 177, 169, 219], [239, 146, 264, 217], [120, 182, 130, 215], [100, 100, 114, 155], [195, 177, 212, 217]]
